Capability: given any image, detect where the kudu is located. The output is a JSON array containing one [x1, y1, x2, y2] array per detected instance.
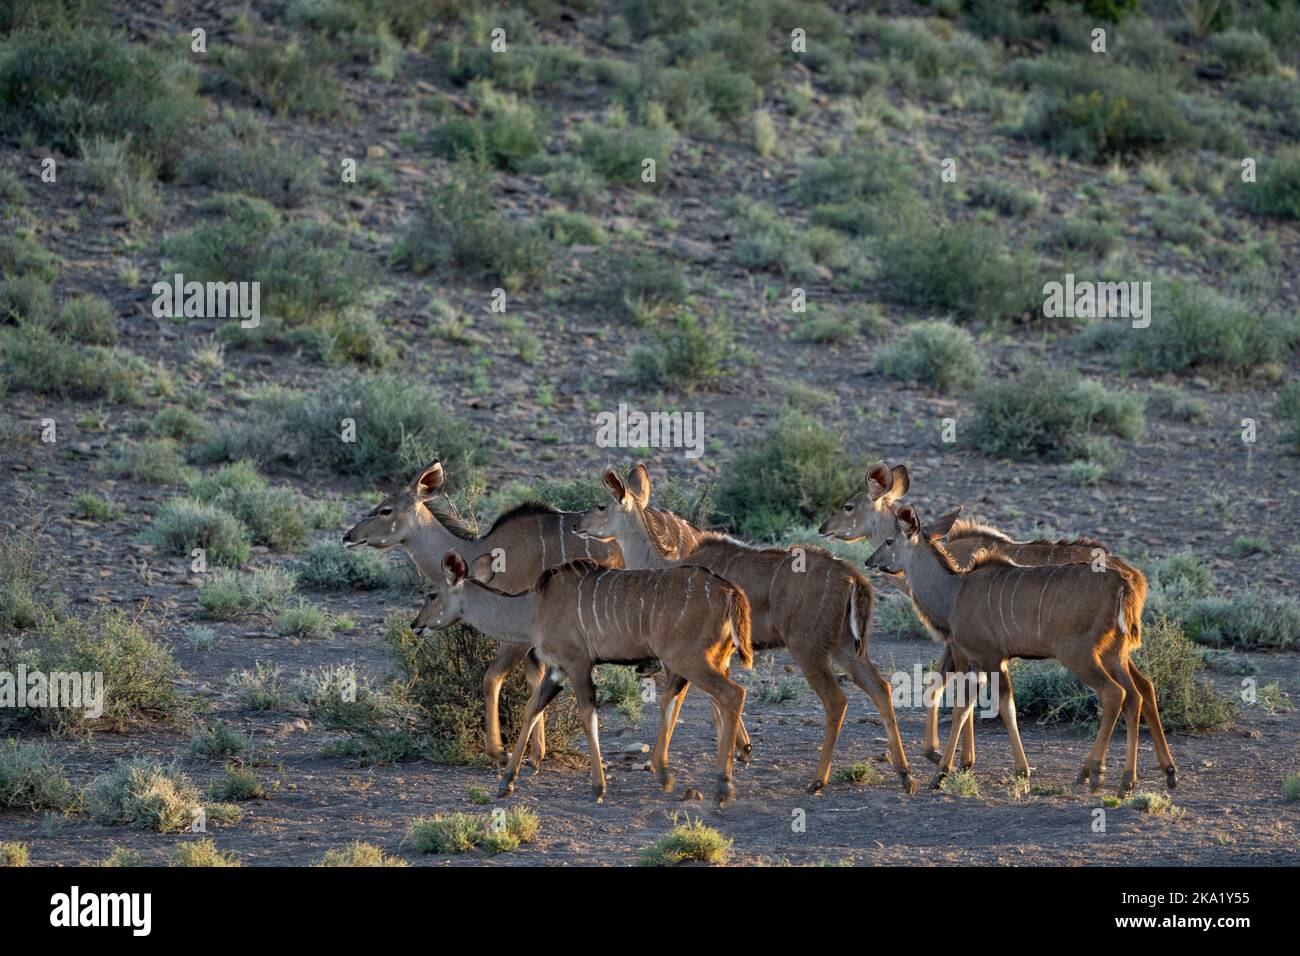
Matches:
[[822, 460, 1174, 789], [866, 503, 1157, 797], [343, 460, 621, 767], [411, 551, 752, 805], [574, 464, 917, 795]]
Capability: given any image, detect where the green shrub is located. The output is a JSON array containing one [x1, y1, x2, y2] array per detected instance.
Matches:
[[182, 109, 319, 207], [540, 210, 607, 246], [834, 761, 885, 785], [197, 567, 297, 620], [1210, 29, 1279, 77], [0, 325, 149, 402], [47, 295, 116, 345], [196, 374, 481, 487], [1238, 147, 1300, 221], [1180, 592, 1300, 651], [1122, 279, 1297, 378], [728, 197, 846, 281], [0, 739, 78, 811], [0, 522, 46, 629], [1284, 774, 1300, 803], [317, 842, 408, 867], [1011, 56, 1192, 162], [207, 765, 263, 802], [877, 321, 984, 393], [967, 176, 1043, 217], [218, 40, 348, 119], [80, 136, 162, 223], [31, 608, 181, 730], [390, 167, 551, 289], [595, 665, 644, 720], [877, 218, 1039, 324], [86, 757, 201, 832], [151, 406, 210, 442], [73, 492, 118, 521], [296, 541, 401, 590], [0, 0, 109, 34], [432, 85, 542, 171], [583, 245, 686, 323], [0, 276, 52, 323], [875, 591, 928, 639], [102, 438, 193, 485], [0, 28, 201, 174], [275, 599, 354, 639], [716, 408, 857, 540], [577, 114, 677, 183], [0, 228, 60, 281], [1274, 381, 1300, 453], [172, 839, 240, 867], [189, 462, 335, 551], [966, 365, 1144, 462], [190, 720, 250, 758], [639, 815, 731, 866], [0, 842, 28, 866], [164, 193, 367, 324], [145, 498, 252, 567], [407, 813, 481, 854], [627, 310, 729, 393]]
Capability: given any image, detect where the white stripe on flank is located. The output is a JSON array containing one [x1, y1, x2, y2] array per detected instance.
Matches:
[[558, 514, 567, 564], [849, 586, 860, 646]]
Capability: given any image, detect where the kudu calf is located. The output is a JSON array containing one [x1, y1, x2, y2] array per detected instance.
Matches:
[[344, 460, 621, 767], [411, 551, 752, 805], [575, 464, 917, 795], [822, 460, 1174, 789], [866, 504, 1158, 797]]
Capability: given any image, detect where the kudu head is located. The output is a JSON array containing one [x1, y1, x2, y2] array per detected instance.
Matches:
[[573, 464, 652, 542], [410, 549, 495, 636], [820, 460, 911, 543], [863, 504, 961, 576], [344, 460, 445, 551]]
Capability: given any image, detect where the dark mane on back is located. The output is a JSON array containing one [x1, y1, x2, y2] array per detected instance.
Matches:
[[1057, 536, 1104, 549], [485, 500, 560, 535], [535, 559, 604, 593]]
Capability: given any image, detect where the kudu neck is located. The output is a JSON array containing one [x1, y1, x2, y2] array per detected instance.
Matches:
[[904, 540, 959, 631], [460, 584, 537, 645], [614, 510, 672, 570], [403, 504, 483, 578]]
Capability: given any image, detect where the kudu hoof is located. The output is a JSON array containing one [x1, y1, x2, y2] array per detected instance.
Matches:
[[592, 784, 606, 803], [1088, 763, 1105, 793], [1014, 767, 1032, 781], [900, 773, 918, 796], [497, 778, 516, 799], [716, 780, 736, 806], [930, 770, 948, 790], [659, 770, 677, 794], [807, 779, 825, 796], [487, 749, 508, 767], [1166, 767, 1179, 790], [960, 760, 975, 772], [1116, 778, 1135, 800], [923, 748, 942, 765]]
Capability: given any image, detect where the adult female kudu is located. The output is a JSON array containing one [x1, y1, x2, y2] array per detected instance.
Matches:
[[343, 460, 621, 767], [821, 459, 1175, 788], [866, 503, 1156, 797], [575, 464, 917, 795], [411, 551, 752, 805]]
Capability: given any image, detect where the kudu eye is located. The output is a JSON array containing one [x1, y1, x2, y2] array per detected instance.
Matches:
[[378, 507, 393, 516], [885, 537, 894, 546], [844, 504, 854, 513]]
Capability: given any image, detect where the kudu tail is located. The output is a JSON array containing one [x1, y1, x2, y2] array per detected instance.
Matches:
[[725, 587, 754, 669], [1111, 559, 1148, 649], [848, 577, 875, 660]]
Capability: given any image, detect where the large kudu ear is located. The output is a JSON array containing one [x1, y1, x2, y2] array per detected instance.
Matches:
[[927, 505, 963, 541], [468, 553, 496, 585], [626, 463, 651, 510], [866, 460, 893, 501], [602, 467, 627, 504], [416, 460, 445, 499], [441, 549, 468, 586], [885, 464, 911, 504], [896, 504, 922, 538]]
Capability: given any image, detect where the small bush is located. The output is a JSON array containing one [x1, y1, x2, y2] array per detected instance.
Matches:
[[73, 492, 119, 521], [191, 720, 251, 759], [728, 196, 846, 281], [1238, 147, 1300, 221], [1180, 591, 1300, 651], [0, 842, 29, 866], [196, 374, 481, 487], [1209, 29, 1279, 77], [317, 842, 408, 867], [875, 591, 928, 640], [47, 295, 116, 345], [151, 406, 210, 442], [940, 770, 981, 797], [190, 462, 334, 551], [80, 136, 162, 223], [0, 325, 149, 403], [595, 666, 643, 720], [0, 28, 201, 174], [296, 541, 400, 590], [197, 567, 297, 620], [390, 166, 551, 289], [172, 839, 240, 867], [103, 439, 193, 484], [182, 109, 318, 207], [0, 276, 52, 323], [275, 599, 354, 639], [877, 218, 1039, 324], [408, 812, 484, 854], [627, 310, 729, 393], [577, 115, 676, 183], [207, 765, 263, 802], [86, 758, 202, 832], [583, 245, 686, 324], [0, 229, 60, 282], [639, 816, 731, 866], [877, 321, 984, 393], [1275, 382, 1300, 453], [0, 522, 46, 629], [1127, 791, 1180, 816], [1284, 774, 1300, 802], [966, 365, 1144, 462], [0, 739, 78, 811], [834, 762, 885, 785], [432, 84, 542, 171], [967, 176, 1043, 217], [145, 498, 252, 567], [716, 408, 857, 540], [218, 40, 347, 119]]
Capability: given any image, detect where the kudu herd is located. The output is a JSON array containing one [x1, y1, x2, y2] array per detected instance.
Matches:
[[344, 456, 1178, 805]]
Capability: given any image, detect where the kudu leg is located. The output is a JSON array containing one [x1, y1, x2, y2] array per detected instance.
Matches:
[[1073, 659, 1125, 793], [932, 695, 978, 790], [841, 654, 917, 794], [924, 647, 975, 769], [691, 668, 745, 806], [794, 653, 848, 794], [523, 648, 548, 769], [1107, 658, 1143, 799], [498, 667, 565, 798], [651, 671, 690, 793], [573, 672, 607, 802], [995, 662, 1031, 779], [483, 643, 533, 765], [1128, 661, 1178, 789], [727, 667, 754, 763]]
